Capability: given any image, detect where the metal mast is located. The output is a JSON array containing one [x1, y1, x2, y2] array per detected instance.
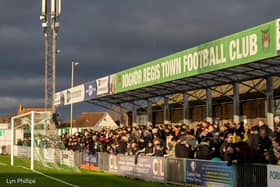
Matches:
[[40, 0, 61, 109]]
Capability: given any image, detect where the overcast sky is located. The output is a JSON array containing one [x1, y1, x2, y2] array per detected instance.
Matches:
[[0, 0, 280, 118]]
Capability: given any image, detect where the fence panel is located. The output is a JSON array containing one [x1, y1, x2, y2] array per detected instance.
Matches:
[[60, 150, 82, 168], [8, 147, 278, 187], [107, 154, 166, 183], [15, 146, 30, 158], [237, 164, 267, 187], [43, 148, 61, 163], [166, 157, 185, 185], [267, 164, 280, 187], [99, 152, 110, 172], [80, 151, 99, 171]]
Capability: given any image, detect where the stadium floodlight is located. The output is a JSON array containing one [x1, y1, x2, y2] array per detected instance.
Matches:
[[51, 0, 61, 18], [40, 0, 47, 21], [42, 0, 62, 109], [56, 0, 61, 17]]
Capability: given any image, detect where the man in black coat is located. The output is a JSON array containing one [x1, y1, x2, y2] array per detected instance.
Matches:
[[175, 136, 190, 158], [234, 135, 249, 163], [196, 136, 214, 160], [256, 129, 272, 163]]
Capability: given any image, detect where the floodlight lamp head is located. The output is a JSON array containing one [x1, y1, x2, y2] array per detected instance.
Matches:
[[40, 15, 46, 21]]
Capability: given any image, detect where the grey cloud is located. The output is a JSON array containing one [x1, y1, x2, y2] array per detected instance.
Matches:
[[0, 97, 43, 115]]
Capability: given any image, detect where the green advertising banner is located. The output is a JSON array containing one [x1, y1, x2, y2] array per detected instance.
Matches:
[[114, 20, 278, 93]]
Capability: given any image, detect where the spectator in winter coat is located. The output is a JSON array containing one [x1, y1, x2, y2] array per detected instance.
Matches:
[[272, 124, 280, 139], [175, 136, 191, 158], [234, 135, 249, 163], [236, 122, 245, 139], [196, 136, 214, 160], [154, 139, 165, 157], [220, 133, 233, 158], [274, 147, 280, 165], [256, 129, 272, 163], [272, 137, 280, 153], [258, 120, 272, 136], [117, 136, 127, 154], [248, 126, 259, 163], [145, 141, 154, 156]]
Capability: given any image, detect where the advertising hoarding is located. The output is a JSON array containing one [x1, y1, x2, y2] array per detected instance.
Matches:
[[55, 84, 85, 106], [114, 20, 277, 93], [108, 155, 165, 183], [84, 80, 97, 100], [55, 19, 280, 106], [185, 159, 235, 187], [60, 150, 75, 167], [43, 148, 56, 163], [80, 151, 99, 171], [96, 76, 110, 96], [267, 165, 280, 187]]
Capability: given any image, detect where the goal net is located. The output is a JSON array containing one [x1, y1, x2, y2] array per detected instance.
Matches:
[[10, 111, 70, 170]]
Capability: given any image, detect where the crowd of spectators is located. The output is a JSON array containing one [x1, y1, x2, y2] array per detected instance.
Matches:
[[17, 135, 64, 149], [60, 118, 280, 165]]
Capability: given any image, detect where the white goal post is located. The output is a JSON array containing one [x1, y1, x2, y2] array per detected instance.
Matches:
[[10, 111, 53, 170]]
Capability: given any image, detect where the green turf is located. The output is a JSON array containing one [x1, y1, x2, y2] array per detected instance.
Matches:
[[0, 155, 175, 187]]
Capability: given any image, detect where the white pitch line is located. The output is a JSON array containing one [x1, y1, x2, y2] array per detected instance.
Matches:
[[16, 165, 80, 187], [0, 162, 8, 166]]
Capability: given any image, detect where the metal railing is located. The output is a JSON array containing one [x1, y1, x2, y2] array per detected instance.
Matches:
[[236, 164, 267, 187], [7, 146, 277, 187]]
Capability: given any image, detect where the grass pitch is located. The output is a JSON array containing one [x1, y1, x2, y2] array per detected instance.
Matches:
[[0, 155, 174, 187]]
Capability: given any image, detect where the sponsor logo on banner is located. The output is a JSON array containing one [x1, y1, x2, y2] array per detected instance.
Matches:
[[80, 152, 99, 171], [17, 146, 29, 158], [267, 165, 280, 187], [54, 92, 61, 106], [60, 150, 75, 167], [152, 159, 164, 177], [64, 84, 85, 105], [60, 91, 66, 106], [96, 76, 110, 96], [185, 160, 234, 186], [262, 28, 270, 50], [43, 148, 56, 163], [109, 74, 116, 94], [84, 80, 97, 101], [109, 154, 118, 170]]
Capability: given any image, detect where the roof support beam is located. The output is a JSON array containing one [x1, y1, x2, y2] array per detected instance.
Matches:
[[240, 81, 267, 96], [266, 76, 274, 129], [187, 91, 207, 104], [233, 82, 240, 124], [147, 99, 152, 126], [206, 88, 213, 124], [132, 101, 137, 127], [164, 97, 170, 124], [183, 93, 191, 125]]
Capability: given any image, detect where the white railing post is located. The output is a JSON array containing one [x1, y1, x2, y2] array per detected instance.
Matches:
[[31, 111, 35, 170], [11, 117, 14, 166]]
